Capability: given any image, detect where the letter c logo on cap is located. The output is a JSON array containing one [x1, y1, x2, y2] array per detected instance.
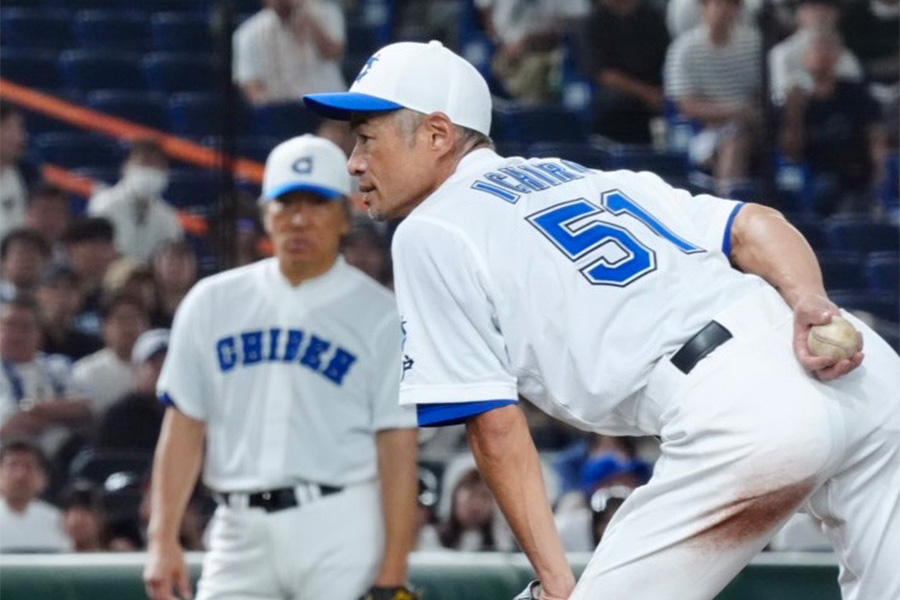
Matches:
[[292, 157, 313, 174]]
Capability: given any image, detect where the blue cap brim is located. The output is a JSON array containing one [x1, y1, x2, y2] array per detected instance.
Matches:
[[303, 92, 404, 121], [263, 182, 346, 202]]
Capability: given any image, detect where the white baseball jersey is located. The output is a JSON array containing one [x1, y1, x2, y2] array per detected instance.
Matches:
[[157, 256, 415, 492], [393, 148, 763, 434]]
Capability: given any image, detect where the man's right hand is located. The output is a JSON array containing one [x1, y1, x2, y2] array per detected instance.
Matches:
[[144, 540, 192, 600]]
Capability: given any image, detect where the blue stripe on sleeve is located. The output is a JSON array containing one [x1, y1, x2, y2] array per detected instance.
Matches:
[[722, 202, 745, 258], [417, 400, 517, 427], [158, 392, 176, 407]]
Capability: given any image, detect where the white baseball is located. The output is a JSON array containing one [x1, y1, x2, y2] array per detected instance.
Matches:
[[808, 316, 861, 361]]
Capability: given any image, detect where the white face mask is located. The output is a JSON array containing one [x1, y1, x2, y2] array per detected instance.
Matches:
[[124, 165, 169, 198]]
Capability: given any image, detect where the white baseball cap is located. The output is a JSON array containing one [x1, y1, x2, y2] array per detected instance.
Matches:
[[132, 328, 169, 365], [304, 40, 492, 136], [261, 134, 352, 202]]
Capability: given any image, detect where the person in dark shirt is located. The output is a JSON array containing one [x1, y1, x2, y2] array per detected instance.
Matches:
[[36, 266, 103, 361], [781, 28, 886, 213], [95, 329, 168, 453], [582, 0, 670, 143]]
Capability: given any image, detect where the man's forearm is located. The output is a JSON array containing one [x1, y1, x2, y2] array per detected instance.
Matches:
[[33, 398, 93, 425], [467, 405, 575, 597], [678, 96, 746, 125], [729, 203, 826, 307], [147, 408, 206, 544], [374, 428, 418, 586]]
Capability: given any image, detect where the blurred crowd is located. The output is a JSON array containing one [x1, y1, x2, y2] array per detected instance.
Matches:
[[2, 0, 895, 556]]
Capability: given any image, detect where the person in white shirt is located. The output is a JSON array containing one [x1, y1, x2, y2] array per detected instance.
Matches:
[[0, 103, 31, 240], [0, 228, 51, 302], [0, 439, 70, 553], [72, 294, 149, 415], [0, 297, 92, 458], [768, 0, 862, 105], [233, 0, 346, 106], [88, 139, 183, 263]]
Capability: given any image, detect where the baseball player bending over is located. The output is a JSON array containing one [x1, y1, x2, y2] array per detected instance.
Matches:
[[143, 135, 419, 600], [305, 42, 900, 600]]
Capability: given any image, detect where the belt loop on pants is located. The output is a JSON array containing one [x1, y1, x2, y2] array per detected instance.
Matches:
[[214, 483, 343, 513], [670, 321, 733, 374]]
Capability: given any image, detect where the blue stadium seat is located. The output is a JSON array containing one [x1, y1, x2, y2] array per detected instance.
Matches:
[[786, 214, 826, 250], [34, 132, 125, 169], [492, 104, 588, 145], [74, 10, 151, 52], [142, 53, 218, 94], [0, 8, 73, 51], [86, 90, 167, 129], [150, 13, 213, 53], [346, 21, 382, 58], [252, 101, 321, 139], [202, 135, 279, 163], [866, 251, 900, 293], [166, 169, 219, 210], [828, 290, 899, 323], [73, 167, 120, 187], [825, 215, 900, 254], [817, 251, 867, 291], [605, 147, 689, 179], [59, 50, 144, 93], [880, 152, 899, 219], [528, 142, 609, 170], [0, 48, 62, 89], [168, 93, 252, 138]]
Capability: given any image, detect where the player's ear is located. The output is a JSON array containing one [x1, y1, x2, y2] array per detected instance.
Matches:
[[424, 113, 454, 157], [260, 201, 275, 236]]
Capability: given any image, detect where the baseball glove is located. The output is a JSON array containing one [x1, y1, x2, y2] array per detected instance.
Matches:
[[358, 585, 421, 600], [513, 580, 541, 600]]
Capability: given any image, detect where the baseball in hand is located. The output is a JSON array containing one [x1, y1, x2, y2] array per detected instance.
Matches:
[[807, 316, 861, 361]]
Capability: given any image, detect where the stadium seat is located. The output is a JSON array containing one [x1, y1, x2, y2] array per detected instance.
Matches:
[[786, 214, 826, 250], [346, 21, 382, 58], [58, 50, 144, 93], [86, 90, 167, 129], [73, 167, 120, 187], [605, 147, 689, 179], [817, 251, 867, 291], [202, 135, 280, 163], [492, 104, 588, 145], [34, 132, 125, 169], [824, 215, 900, 254], [167, 93, 224, 138], [879, 152, 899, 219], [150, 13, 213, 53], [829, 290, 900, 323], [166, 169, 220, 210], [866, 251, 900, 292], [74, 10, 150, 52], [0, 48, 62, 89], [0, 8, 73, 51], [142, 53, 219, 95], [528, 142, 609, 170], [251, 101, 321, 139]]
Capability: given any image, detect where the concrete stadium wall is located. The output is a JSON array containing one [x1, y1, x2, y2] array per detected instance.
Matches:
[[0, 551, 840, 600]]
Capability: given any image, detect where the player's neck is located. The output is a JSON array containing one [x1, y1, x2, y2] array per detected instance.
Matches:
[[277, 255, 338, 287]]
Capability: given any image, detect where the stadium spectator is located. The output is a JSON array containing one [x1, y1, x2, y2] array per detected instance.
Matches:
[[436, 456, 499, 551], [36, 265, 102, 362], [664, 0, 763, 194], [841, 0, 899, 94], [0, 227, 51, 302], [581, 0, 670, 144], [0, 297, 92, 458], [0, 440, 70, 553], [233, 0, 347, 105], [72, 294, 149, 415], [24, 182, 72, 259], [0, 103, 37, 240], [768, 0, 862, 106], [63, 218, 118, 336], [666, 0, 769, 37], [88, 140, 183, 263], [59, 482, 108, 552], [150, 240, 197, 328], [95, 329, 168, 453], [342, 216, 392, 288], [779, 28, 886, 214], [102, 258, 158, 317], [476, 0, 589, 103]]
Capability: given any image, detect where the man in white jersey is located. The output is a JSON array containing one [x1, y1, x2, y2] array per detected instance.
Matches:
[[304, 41, 900, 600], [143, 134, 419, 600]]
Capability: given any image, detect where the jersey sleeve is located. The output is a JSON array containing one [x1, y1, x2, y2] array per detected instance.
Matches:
[[368, 311, 417, 431], [156, 284, 211, 421], [392, 217, 519, 408], [232, 20, 262, 85], [312, 1, 346, 45]]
